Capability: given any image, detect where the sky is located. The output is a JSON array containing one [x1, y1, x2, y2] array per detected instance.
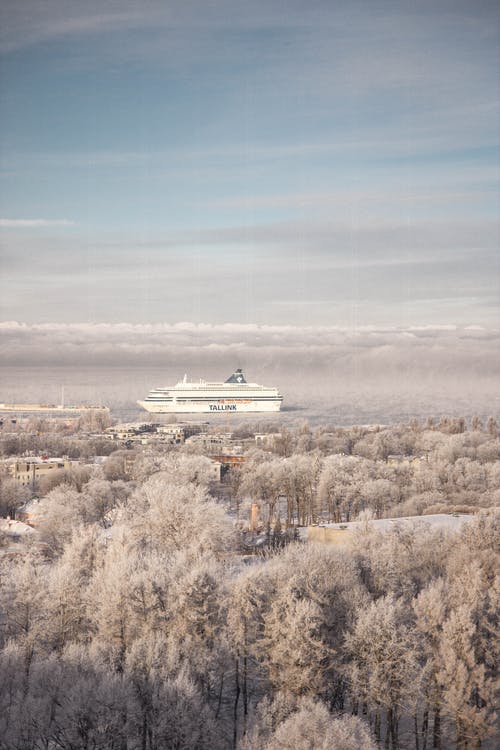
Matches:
[[0, 0, 499, 328]]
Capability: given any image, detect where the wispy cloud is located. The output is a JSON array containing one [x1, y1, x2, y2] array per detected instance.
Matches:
[[0, 4, 153, 53], [201, 186, 498, 212], [0, 216, 496, 327], [0, 2, 497, 334], [0, 218, 74, 228]]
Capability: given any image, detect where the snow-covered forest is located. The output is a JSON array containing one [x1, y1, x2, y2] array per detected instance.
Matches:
[[0, 417, 498, 749]]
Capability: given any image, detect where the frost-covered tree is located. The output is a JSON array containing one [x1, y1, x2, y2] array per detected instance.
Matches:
[[119, 472, 235, 556], [265, 706, 376, 750], [262, 586, 330, 697], [352, 525, 449, 600], [126, 635, 226, 750], [435, 512, 499, 749], [413, 578, 448, 749], [45, 558, 90, 653], [317, 455, 374, 523], [133, 452, 215, 487], [38, 464, 93, 495], [0, 553, 49, 676], [238, 458, 287, 528], [0, 476, 30, 518], [282, 453, 322, 525], [345, 594, 421, 748], [1, 420, 498, 750], [227, 566, 272, 742], [437, 606, 496, 750], [168, 553, 231, 704], [360, 478, 398, 518], [89, 540, 144, 674], [240, 695, 376, 750], [36, 484, 87, 553]]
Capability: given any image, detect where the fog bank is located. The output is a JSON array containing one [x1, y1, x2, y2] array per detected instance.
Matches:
[[1, 322, 498, 423]]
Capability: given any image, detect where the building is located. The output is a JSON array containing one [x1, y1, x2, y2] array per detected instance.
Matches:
[[15, 498, 44, 526], [0, 517, 36, 539], [185, 433, 230, 451], [387, 455, 424, 466], [105, 423, 159, 443], [210, 453, 246, 467], [255, 433, 282, 447], [156, 425, 186, 443], [2, 457, 77, 489], [307, 513, 474, 545], [208, 460, 222, 482], [105, 422, 189, 446]]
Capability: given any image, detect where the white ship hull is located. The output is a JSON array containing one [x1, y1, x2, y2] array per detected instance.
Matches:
[[138, 369, 282, 415], [138, 399, 281, 414]]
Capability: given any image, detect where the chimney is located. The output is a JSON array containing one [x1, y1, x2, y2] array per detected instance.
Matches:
[[250, 503, 259, 532]]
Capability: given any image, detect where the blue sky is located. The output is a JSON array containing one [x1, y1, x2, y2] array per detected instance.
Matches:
[[0, 1, 498, 326]]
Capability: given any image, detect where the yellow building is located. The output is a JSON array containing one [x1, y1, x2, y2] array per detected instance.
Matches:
[[308, 513, 473, 546], [4, 458, 76, 488]]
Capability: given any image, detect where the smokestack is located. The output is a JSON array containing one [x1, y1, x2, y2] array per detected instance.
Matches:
[[250, 503, 259, 532]]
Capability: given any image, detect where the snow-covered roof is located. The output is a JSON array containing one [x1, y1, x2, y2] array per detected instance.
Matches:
[[0, 518, 35, 536], [16, 498, 43, 514], [3, 456, 68, 465], [314, 513, 474, 533]]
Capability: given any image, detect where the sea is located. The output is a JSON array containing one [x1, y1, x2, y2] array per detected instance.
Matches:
[[1, 365, 498, 428]]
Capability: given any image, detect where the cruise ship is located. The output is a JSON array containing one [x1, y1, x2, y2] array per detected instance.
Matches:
[[138, 369, 283, 414]]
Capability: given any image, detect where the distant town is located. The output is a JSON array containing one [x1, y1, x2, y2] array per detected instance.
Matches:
[[1, 407, 498, 549]]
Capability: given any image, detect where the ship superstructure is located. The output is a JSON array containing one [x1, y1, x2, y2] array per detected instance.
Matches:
[[138, 369, 282, 414]]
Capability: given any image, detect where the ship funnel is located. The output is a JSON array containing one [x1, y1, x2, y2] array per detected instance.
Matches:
[[225, 368, 247, 384]]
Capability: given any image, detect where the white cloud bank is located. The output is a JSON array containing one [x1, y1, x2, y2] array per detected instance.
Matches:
[[1, 322, 498, 421], [1, 321, 498, 377]]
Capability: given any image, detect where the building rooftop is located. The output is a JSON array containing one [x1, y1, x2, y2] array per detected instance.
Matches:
[[0, 518, 36, 537], [2, 456, 70, 465], [314, 513, 474, 533]]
